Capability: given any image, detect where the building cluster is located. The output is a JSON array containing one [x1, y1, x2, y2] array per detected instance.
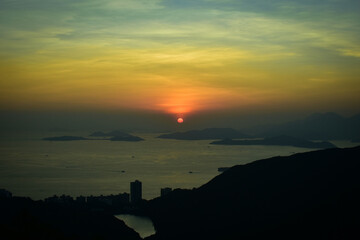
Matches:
[[44, 192, 130, 206], [2, 180, 173, 207], [44, 194, 75, 204], [43, 180, 145, 206]]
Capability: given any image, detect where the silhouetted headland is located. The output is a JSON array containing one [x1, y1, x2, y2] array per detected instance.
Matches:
[[43, 131, 144, 142], [42, 136, 89, 141], [210, 135, 336, 149], [143, 146, 360, 240], [157, 128, 249, 140], [217, 167, 230, 172]]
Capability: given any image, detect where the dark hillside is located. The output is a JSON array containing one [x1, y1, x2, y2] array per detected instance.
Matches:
[[145, 146, 360, 240], [0, 197, 141, 240]]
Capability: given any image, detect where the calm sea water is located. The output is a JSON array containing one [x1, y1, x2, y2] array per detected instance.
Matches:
[[0, 132, 357, 200]]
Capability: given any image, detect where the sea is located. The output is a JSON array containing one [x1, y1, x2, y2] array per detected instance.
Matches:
[[1, 131, 358, 200]]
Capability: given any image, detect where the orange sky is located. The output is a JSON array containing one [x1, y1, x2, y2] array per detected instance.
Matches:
[[1, 0, 360, 116]]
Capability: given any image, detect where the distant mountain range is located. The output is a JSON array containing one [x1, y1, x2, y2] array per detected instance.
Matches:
[[210, 135, 336, 149], [90, 130, 144, 141], [157, 112, 360, 141], [144, 146, 360, 240], [43, 136, 89, 141], [157, 128, 249, 140], [109, 135, 144, 141], [250, 112, 360, 140], [43, 131, 144, 142]]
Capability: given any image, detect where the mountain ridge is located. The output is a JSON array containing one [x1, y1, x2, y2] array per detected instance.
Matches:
[[144, 145, 360, 240]]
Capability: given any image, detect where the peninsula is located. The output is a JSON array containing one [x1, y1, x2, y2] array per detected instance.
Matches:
[[43, 131, 144, 142], [90, 130, 144, 141], [42, 136, 89, 141]]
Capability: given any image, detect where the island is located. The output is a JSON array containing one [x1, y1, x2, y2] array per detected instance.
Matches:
[[210, 135, 336, 149], [90, 130, 144, 141], [157, 128, 249, 140], [110, 135, 144, 142], [42, 136, 89, 141], [43, 131, 144, 142]]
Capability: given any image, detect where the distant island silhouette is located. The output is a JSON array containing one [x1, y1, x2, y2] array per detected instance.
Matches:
[[90, 130, 144, 141], [109, 135, 144, 141], [42, 136, 89, 141], [43, 131, 144, 142], [210, 135, 336, 149], [157, 128, 249, 140]]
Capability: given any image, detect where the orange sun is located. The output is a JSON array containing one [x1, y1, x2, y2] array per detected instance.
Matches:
[[177, 117, 184, 123]]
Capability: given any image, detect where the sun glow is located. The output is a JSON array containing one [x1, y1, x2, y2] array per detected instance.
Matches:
[[155, 90, 197, 114], [1, 0, 360, 114], [177, 117, 184, 123]]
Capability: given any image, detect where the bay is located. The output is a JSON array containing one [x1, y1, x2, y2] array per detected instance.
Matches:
[[0, 132, 356, 200]]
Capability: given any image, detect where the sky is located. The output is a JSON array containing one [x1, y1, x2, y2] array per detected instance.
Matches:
[[1, 0, 360, 128]]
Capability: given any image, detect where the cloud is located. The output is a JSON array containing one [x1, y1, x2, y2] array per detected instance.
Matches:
[[0, 0, 360, 113]]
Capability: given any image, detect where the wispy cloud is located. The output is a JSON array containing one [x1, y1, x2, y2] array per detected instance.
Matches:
[[0, 0, 359, 113]]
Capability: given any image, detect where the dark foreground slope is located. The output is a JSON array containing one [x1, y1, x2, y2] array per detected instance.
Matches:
[[145, 146, 360, 240], [0, 197, 141, 240]]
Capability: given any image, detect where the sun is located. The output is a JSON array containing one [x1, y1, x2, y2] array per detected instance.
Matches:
[[177, 117, 184, 123]]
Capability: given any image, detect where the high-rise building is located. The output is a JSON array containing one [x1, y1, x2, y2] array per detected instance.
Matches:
[[130, 180, 142, 203]]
